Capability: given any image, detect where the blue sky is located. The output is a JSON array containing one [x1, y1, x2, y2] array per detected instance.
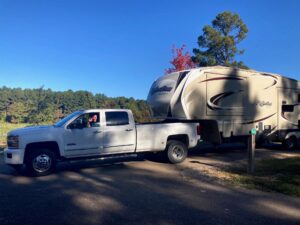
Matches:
[[0, 0, 300, 99]]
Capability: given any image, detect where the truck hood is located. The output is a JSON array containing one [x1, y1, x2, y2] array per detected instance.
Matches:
[[8, 125, 54, 137]]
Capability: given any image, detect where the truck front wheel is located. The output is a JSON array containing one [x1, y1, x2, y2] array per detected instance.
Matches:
[[26, 149, 56, 176], [166, 140, 187, 164]]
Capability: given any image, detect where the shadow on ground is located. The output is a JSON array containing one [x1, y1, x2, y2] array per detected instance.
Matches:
[[0, 148, 300, 225]]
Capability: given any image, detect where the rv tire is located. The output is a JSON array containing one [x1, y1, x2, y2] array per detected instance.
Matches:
[[283, 136, 297, 150]]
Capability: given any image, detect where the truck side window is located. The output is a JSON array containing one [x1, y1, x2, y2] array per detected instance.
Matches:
[[69, 113, 100, 129], [106, 112, 129, 126], [87, 113, 100, 127]]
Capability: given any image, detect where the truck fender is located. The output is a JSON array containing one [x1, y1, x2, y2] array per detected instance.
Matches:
[[24, 141, 61, 161]]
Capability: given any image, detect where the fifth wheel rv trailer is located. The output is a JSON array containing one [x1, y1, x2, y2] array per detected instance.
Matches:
[[147, 66, 300, 149]]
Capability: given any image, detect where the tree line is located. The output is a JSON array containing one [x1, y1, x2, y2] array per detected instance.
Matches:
[[0, 86, 151, 124]]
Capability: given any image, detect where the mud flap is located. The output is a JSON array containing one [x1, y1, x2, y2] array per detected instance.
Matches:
[[198, 120, 221, 145]]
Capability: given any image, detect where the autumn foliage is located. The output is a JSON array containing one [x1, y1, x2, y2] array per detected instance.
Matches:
[[165, 44, 195, 74]]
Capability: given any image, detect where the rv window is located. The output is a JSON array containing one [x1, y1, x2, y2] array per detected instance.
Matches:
[[298, 94, 300, 103], [282, 105, 294, 112]]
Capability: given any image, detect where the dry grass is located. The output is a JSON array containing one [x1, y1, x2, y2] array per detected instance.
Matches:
[[196, 157, 300, 197]]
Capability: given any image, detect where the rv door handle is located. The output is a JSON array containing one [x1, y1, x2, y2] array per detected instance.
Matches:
[[125, 129, 133, 132], [93, 131, 102, 134]]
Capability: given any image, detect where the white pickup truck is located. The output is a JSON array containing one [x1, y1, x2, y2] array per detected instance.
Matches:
[[4, 109, 201, 176]]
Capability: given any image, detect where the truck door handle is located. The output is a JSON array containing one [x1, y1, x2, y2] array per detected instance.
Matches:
[[125, 129, 133, 132], [93, 131, 102, 134]]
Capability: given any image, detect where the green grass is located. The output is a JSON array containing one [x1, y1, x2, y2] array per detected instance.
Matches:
[[227, 157, 300, 197], [0, 122, 31, 145]]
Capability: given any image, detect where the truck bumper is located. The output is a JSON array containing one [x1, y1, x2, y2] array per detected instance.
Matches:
[[4, 148, 25, 165]]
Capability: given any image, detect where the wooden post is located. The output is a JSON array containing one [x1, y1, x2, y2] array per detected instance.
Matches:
[[247, 133, 255, 174]]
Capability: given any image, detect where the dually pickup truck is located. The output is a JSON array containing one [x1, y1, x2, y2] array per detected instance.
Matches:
[[4, 109, 201, 176]]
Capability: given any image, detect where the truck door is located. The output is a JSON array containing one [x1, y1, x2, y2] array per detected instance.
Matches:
[[102, 111, 135, 153], [63, 112, 103, 157]]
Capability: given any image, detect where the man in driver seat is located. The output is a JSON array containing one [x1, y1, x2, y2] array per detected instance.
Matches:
[[88, 114, 98, 127]]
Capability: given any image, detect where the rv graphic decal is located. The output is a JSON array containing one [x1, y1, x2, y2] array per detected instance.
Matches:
[[207, 91, 243, 110], [241, 113, 276, 124], [261, 73, 278, 90], [199, 77, 244, 83]]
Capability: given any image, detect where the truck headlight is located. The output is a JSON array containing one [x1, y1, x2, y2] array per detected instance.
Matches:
[[7, 135, 19, 149]]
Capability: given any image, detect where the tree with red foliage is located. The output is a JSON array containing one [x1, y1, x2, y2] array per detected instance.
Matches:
[[165, 44, 195, 74]]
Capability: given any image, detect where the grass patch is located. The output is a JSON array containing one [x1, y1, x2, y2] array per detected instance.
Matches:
[[226, 157, 300, 197], [0, 122, 31, 144]]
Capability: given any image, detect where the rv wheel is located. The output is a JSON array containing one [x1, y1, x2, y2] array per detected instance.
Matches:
[[283, 136, 297, 150]]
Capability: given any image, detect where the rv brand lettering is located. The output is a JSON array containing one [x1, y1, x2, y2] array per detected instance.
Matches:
[[150, 86, 173, 95], [256, 101, 272, 107]]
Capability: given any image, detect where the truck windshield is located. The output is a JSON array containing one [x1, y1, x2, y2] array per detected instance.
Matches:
[[53, 111, 83, 127]]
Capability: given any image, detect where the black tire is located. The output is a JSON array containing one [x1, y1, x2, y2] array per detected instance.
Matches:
[[25, 149, 56, 176], [283, 136, 297, 150], [166, 140, 188, 164]]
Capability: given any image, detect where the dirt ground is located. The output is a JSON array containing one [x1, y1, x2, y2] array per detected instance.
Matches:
[[0, 144, 300, 225]]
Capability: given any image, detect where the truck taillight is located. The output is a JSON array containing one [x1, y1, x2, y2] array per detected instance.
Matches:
[[197, 124, 202, 135]]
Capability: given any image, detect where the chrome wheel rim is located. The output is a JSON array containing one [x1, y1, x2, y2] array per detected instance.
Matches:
[[171, 145, 184, 159], [32, 154, 52, 173]]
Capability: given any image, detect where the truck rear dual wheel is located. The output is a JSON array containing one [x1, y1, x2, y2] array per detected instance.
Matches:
[[166, 140, 188, 164], [26, 149, 56, 176]]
